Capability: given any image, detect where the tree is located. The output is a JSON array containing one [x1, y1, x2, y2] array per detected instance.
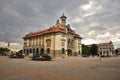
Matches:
[[0, 47, 10, 55], [82, 44, 90, 56], [90, 44, 98, 56], [18, 49, 23, 53], [115, 49, 119, 56]]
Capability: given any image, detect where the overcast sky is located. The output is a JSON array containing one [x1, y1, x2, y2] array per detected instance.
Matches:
[[0, 0, 120, 50]]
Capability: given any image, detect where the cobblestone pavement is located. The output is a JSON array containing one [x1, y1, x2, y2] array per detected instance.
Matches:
[[0, 56, 120, 80]]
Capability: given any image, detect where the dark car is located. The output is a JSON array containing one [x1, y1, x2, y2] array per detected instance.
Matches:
[[9, 53, 24, 58], [32, 54, 52, 61], [100, 55, 109, 58], [81, 54, 89, 57]]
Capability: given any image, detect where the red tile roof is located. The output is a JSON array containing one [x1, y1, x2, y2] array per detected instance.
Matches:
[[23, 26, 82, 39], [23, 27, 65, 39], [74, 34, 82, 39], [98, 41, 113, 47]]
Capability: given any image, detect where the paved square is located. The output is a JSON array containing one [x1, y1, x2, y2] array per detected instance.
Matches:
[[0, 56, 120, 80]]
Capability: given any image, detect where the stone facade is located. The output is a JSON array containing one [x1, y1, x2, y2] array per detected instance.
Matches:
[[23, 14, 82, 57]]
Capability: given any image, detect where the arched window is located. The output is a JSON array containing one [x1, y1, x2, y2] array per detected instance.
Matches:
[[33, 48, 35, 54], [24, 49, 26, 54], [30, 49, 32, 53], [47, 48, 50, 54], [36, 48, 39, 56], [27, 49, 29, 54], [36, 48, 39, 53], [41, 48, 44, 55], [79, 50, 80, 55], [26, 49, 29, 55], [62, 48, 65, 54]]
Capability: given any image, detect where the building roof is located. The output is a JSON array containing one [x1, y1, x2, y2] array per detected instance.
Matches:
[[23, 27, 65, 39], [23, 26, 82, 39], [98, 41, 113, 47]]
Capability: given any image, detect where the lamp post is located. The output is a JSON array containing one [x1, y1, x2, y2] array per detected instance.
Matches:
[[7, 42, 10, 55]]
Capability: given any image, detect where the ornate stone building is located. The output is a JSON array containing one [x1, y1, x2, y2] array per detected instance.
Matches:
[[23, 14, 82, 57]]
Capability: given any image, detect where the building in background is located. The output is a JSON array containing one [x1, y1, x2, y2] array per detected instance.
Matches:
[[23, 14, 82, 57], [97, 41, 115, 56]]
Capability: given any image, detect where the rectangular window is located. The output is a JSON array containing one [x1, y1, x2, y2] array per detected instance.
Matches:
[[46, 40, 51, 47], [61, 41, 65, 46]]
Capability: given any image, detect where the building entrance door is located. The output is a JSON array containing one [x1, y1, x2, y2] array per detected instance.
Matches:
[[36, 48, 39, 56], [68, 49, 72, 56], [40, 48, 44, 55], [47, 48, 50, 54], [62, 48, 65, 54]]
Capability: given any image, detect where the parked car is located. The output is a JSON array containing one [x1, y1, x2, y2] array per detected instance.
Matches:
[[100, 54, 109, 57], [9, 53, 24, 58], [100, 55, 109, 58], [81, 54, 89, 57], [32, 54, 52, 61]]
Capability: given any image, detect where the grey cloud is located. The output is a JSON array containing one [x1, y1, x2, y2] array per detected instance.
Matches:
[[90, 26, 107, 32], [0, 0, 120, 49]]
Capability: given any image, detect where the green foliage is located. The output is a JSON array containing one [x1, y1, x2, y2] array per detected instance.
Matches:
[[17, 49, 22, 53], [115, 49, 119, 53], [90, 44, 98, 56], [0, 47, 10, 55], [115, 49, 119, 56], [82, 44, 90, 55]]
